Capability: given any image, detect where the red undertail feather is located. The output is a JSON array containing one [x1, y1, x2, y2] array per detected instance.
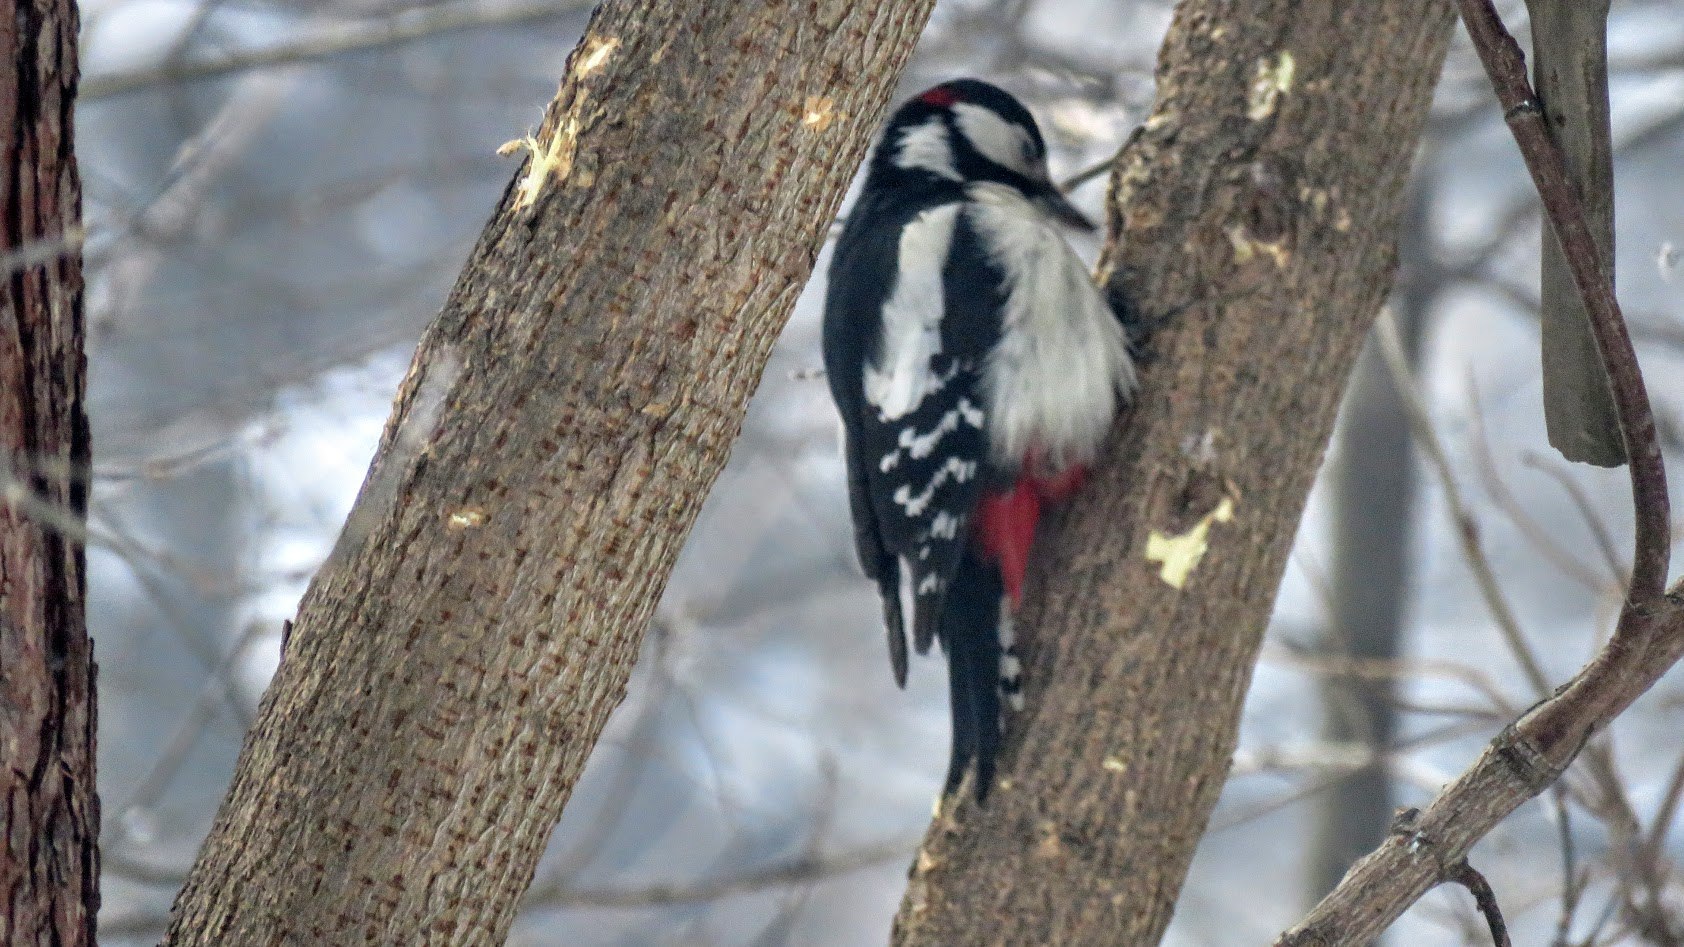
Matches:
[[977, 480, 1039, 607], [1034, 464, 1087, 503], [976, 464, 1089, 607]]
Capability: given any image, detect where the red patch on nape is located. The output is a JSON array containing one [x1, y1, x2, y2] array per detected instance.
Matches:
[[918, 85, 960, 107]]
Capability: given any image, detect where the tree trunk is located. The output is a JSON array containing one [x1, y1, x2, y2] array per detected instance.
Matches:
[[0, 0, 98, 940], [163, 2, 934, 943], [1309, 180, 1429, 902], [892, 3, 1454, 944]]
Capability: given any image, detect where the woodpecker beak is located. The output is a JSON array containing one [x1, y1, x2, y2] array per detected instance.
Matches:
[[1033, 178, 1095, 231]]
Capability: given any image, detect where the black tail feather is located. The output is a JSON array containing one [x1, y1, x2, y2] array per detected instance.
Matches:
[[876, 573, 909, 688], [937, 552, 1004, 800]]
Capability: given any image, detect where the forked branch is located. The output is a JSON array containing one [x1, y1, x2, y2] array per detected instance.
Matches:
[[1278, 2, 1678, 942]]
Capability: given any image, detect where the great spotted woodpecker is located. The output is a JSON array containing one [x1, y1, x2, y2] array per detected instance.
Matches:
[[823, 79, 1137, 798]]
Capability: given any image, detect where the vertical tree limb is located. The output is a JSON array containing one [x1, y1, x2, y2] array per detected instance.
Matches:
[[891, 3, 1455, 943], [0, 0, 99, 940], [1529, 0, 1624, 467], [162, 2, 935, 942], [1310, 181, 1430, 901]]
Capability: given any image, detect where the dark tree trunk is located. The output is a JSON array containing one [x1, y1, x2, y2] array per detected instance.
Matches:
[[893, 3, 1455, 944], [162, 2, 936, 943], [1310, 180, 1429, 902], [0, 0, 98, 940]]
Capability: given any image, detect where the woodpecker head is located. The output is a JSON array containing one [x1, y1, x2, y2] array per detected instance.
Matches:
[[869, 78, 1092, 230]]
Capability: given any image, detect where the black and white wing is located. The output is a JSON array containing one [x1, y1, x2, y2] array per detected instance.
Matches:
[[824, 195, 1006, 684]]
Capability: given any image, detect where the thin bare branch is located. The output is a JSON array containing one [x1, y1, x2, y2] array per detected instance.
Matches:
[[1376, 310, 1551, 699], [83, 0, 597, 100], [1520, 450, 1629, 588], [1278, 2, 1679, 940], [522, 840, 913, 910], [1468, 378, 1617, 596], [1448, 860, 1512, 947]]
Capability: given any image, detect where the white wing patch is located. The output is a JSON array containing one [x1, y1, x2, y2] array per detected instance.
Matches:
[[965, 182, 1137, 471], [863, 204, 961, 421]]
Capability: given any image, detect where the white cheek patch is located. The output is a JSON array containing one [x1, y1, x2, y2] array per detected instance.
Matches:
[[894, 118, 961, 180], [952, 103, 1035, 177]]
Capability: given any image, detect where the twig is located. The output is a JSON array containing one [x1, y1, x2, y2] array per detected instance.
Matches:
[[1376, 311, 1551, 699], [1549, 784, 1583, 945], [83, 0, 597, 100], [1448, 860, 1512, 947], [1214, 720, 1495, 833], [0, 227, 84, 274], [1577, 742, 1680, 945], [1645, 744, 1684, 859], [1519, 450, 1629, 588], [1263, 640, 1517, 716], [1468, 379, 1616, 596], [521, 840, 912, 909], [1059, 155, 1115, 193]]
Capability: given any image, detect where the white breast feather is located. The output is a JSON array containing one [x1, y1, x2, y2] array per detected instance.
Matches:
[[863, 204, 961, 421], [966, 183, 1136, 472]]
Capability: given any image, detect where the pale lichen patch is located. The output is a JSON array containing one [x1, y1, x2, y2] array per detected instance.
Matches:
[[1226, 224, 1290, 268], [1102, 755, 1127, 773], [1145, 496, 1236, 589], [447, 508, 488, 529], [574, 36, 619, 78], [1034, 820, 1063, 858], [800, 95, 837, 132], [498, 117, 579, 210], [1247, 51, 1297, 121], [1180, 428, 1219, 465], [1143, 108, 1176, 132]]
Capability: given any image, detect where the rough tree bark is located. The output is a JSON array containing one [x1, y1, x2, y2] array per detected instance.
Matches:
[[892, 3, 1454, 944], [0, 0, 98, 940], [162, 2, 934, 943]]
